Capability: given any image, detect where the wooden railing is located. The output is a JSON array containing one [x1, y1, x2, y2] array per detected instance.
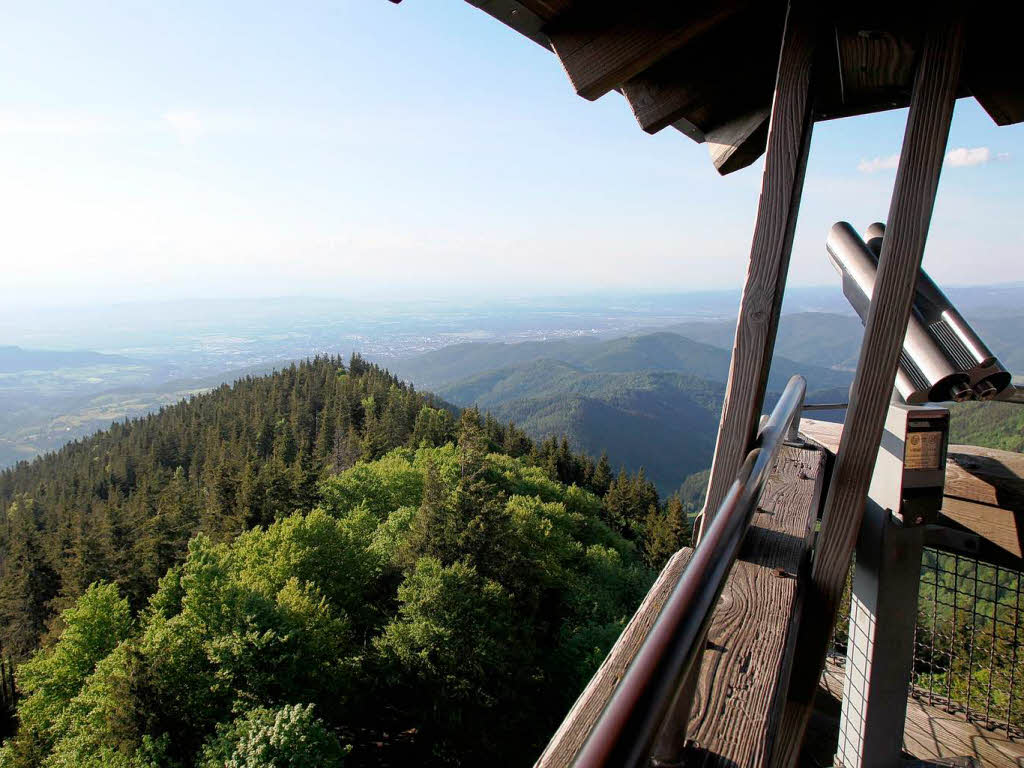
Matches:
[[800, 418, 1024, 568], [537, 376, 826, 768]]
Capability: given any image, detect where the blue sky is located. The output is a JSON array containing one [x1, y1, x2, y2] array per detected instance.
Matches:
[[1, 1, 1021, 307]]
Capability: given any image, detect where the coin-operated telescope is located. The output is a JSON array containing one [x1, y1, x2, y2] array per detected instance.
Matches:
[[826, 221, 1016, 404]]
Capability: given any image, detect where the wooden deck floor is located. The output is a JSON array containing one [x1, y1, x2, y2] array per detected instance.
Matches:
[[801, 658, 1024, 768]]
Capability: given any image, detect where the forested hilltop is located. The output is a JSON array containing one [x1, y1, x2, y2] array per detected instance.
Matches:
[[0, 356, 688, 766]]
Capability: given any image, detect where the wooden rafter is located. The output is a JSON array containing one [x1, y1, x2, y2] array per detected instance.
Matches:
[[619, 11, 779, 136], [545, 1, 746, 101]]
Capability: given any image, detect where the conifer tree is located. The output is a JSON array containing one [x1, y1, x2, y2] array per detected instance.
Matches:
[[643, 494, 688, 569], [592, 452, 613, 496], [0, 497, 58, 659]]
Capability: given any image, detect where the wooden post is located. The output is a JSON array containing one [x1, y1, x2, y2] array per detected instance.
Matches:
[[773, 15, 965, 767], [699, 0, 816, 536]]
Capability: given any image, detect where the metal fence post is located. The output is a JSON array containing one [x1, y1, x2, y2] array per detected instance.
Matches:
[[839, 501, 926, 768], [837, 403, 949, 768]]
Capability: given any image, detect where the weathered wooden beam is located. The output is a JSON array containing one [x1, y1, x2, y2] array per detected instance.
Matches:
[[706, 108, 771, 175], [516, 0, 571, 20], [534, 443, 828, 768], [812, 26, 917, 121], [800, 418, 1024, 566], [619, 13, 778, 136], [700, 1, 818, 532], [545, 1, 745, 101], [945, 444, 1024, 510], [465, 0, 554, 50], [940, 498, 1024, 562], [965, 21, 1024, 126], [807, 425, 1024, 515], [679, 445, 825, 768], [621, 66, 710, 135], [535, 548, 695, 767], [775, 16, 965, 767]]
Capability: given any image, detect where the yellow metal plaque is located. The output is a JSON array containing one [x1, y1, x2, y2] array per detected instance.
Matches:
[[905, 431, 942, 470]]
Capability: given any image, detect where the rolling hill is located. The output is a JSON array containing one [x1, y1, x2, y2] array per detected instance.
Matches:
[[663, 313, 865, 371], [391, 329, 853, 494]]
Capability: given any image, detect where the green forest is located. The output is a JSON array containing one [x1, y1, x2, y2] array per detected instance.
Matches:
[[0, 356, 691, 766]]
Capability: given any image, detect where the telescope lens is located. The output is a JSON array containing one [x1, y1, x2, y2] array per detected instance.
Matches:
[[948, 381, 974, 402], [973, 379, 999, 400]]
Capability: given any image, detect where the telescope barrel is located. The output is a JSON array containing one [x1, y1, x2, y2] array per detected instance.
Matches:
[[826, 222, 973, 404], [865, 223, 1011, 400]]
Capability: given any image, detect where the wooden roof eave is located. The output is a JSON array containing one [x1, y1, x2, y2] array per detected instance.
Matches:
[[449, 1, 1023, 175]]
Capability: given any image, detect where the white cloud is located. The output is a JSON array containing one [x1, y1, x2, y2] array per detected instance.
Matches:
[[857, 153, 900, 173], [857, 146, 1009, 173], [945, 146, 993, 167], [163, 110, 205, 145]]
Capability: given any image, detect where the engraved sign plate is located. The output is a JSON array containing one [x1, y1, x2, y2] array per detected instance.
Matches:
[[905, 431, 943, 470]]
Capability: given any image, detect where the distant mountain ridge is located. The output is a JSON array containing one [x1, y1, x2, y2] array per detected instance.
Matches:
[[0, 345, 137, 373], [390, 330, 852, 393], [390, 329, 853, 494], [662, 313, 865, 371]]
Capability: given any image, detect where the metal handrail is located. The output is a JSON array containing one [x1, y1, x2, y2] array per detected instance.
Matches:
[[573, 375, 807, 768]]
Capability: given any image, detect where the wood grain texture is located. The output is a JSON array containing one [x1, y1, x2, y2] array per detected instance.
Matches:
[[776, 16, 965, 768], [812, 658, 1024, 768], [799, 418, 1024, 563], [701, 1, 817, 532], [940, 498, 1024, 561], [945, 445, 1024, 510], [706, 108, 771, 175], [545, 1, 745, 101], [536, 444, 829, 768], [682, 446, 826, 768], [619, 11, 779, 135], [814, 26, 918, 121], [796, 418, 841, 453], [535, 548, 695, 768]]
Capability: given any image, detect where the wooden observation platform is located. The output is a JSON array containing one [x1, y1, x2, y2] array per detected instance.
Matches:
[[389, 1, 1024, 765]]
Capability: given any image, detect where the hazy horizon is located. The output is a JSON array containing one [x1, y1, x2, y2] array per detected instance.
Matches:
[[2, 2, 1023, 309]]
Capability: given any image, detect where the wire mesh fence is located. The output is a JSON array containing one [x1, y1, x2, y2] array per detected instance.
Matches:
[[829, 547, 1024, 739], [912, 548, 1023, 739]]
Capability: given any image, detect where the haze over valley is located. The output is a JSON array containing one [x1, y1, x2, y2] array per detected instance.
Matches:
[[6, 285, 1022, 494]]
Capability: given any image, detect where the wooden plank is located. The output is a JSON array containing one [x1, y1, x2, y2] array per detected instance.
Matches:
[[535, 547, 695, 768], [902, 692, 1024, 768], [814, 25, 918, 121], [799, 418, 1024, 563], [965, 21, 1024, 126], [516, 0, 571, 20], [799, 420, 1024, 510], [680, 445, 826, 768], [706, 108, 771, 175], [535, 443, 828, 768], [813, 659, 1024, 768], [621, 67, 711, 136], [700, 1, 818, 532], [619, 12, 779, 136], [466, 0, 553, 49], [945, 445, 1024, 510], [776, 16, 965, 768], [939, 498, 1024, 561], [545, 2, 745, 101], [796, 417, 841, 453], [669, 116, 706, 144]]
